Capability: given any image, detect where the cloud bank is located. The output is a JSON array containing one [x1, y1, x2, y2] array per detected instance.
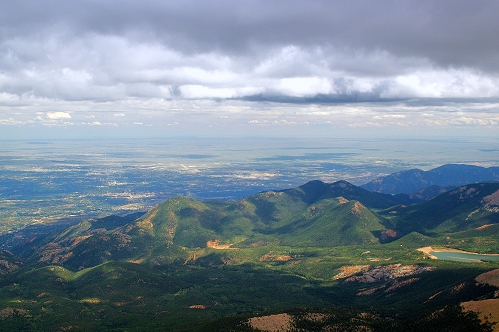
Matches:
[[1, 0, 499, 137]]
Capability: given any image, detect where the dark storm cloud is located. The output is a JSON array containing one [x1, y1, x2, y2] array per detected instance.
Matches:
[[1, 0, 499, 134], [2, 0, 499, 71]]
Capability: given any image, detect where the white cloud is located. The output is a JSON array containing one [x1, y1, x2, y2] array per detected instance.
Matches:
[[179, 85, 238, 99], [381, 69, 499, 98], [1, 1, 499, 138], [272, 77, 334, 97], [179, 85, 265, 99], [46, 111, 71, 119], [383, 114, 406, 118], [173, 67, 236, 84], [0, 118, 22, 125], [62, 68, 92, 83], [2, 33, 499, 103]]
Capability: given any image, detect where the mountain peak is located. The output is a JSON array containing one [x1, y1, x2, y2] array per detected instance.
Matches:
[[330, 180, 356, 190], [299, 180, 327, 190], [361, 164, 499, 194]]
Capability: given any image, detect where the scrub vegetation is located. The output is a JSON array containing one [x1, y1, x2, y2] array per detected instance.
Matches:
[[1, 180, 499, 331]]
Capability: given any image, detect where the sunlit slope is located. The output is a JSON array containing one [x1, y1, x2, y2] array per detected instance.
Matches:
[[129, 180, 392, 247], [29, 181, 499, 270], [267, 198, 386, 246], [27, 180, 400, 269], [283, 180, 402, 209]]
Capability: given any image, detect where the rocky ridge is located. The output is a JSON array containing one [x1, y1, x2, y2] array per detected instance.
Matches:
[[334, 264, 435, 283]]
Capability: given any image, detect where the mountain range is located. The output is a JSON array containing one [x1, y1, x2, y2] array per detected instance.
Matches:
[[10, 175, 498, 269], [361, 164, 499, 195], [1, 164, 499, 331]]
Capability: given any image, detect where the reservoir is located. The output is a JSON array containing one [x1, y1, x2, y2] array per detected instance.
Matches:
[[430, 251, 499, 263]]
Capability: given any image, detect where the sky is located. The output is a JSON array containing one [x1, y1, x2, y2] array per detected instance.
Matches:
[[1, 0, 499, 139]]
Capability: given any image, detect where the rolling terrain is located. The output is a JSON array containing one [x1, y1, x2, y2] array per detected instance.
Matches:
[[1, 176, 499, 331]]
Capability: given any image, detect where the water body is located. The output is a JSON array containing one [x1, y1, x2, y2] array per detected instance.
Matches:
[[430, 251, 499, 263]]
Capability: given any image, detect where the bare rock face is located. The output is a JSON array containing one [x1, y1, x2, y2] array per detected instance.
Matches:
[[483, 190, 499, 213], [248, 313, 292, 332], [334, 264, 435, 283], [0, 307, 29, 319], [334, 264, 436, 298], [0, 251, 22, 274], [333, 265, 370, 280], [0, 260, 20, 274], [475, 269, 499, 287]]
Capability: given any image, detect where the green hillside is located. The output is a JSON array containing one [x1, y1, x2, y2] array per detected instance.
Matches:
[[384, 183, 499, 235], [30, 181, 399, 270], [1, 180, 499, 331], [271, 199, 386, 246], [15, 181, 499, 271]]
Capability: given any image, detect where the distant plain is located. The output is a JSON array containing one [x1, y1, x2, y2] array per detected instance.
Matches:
[[1, 136, 499, 233]]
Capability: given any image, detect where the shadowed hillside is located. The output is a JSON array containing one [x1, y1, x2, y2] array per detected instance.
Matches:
[[362, 164, 499, 195]]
